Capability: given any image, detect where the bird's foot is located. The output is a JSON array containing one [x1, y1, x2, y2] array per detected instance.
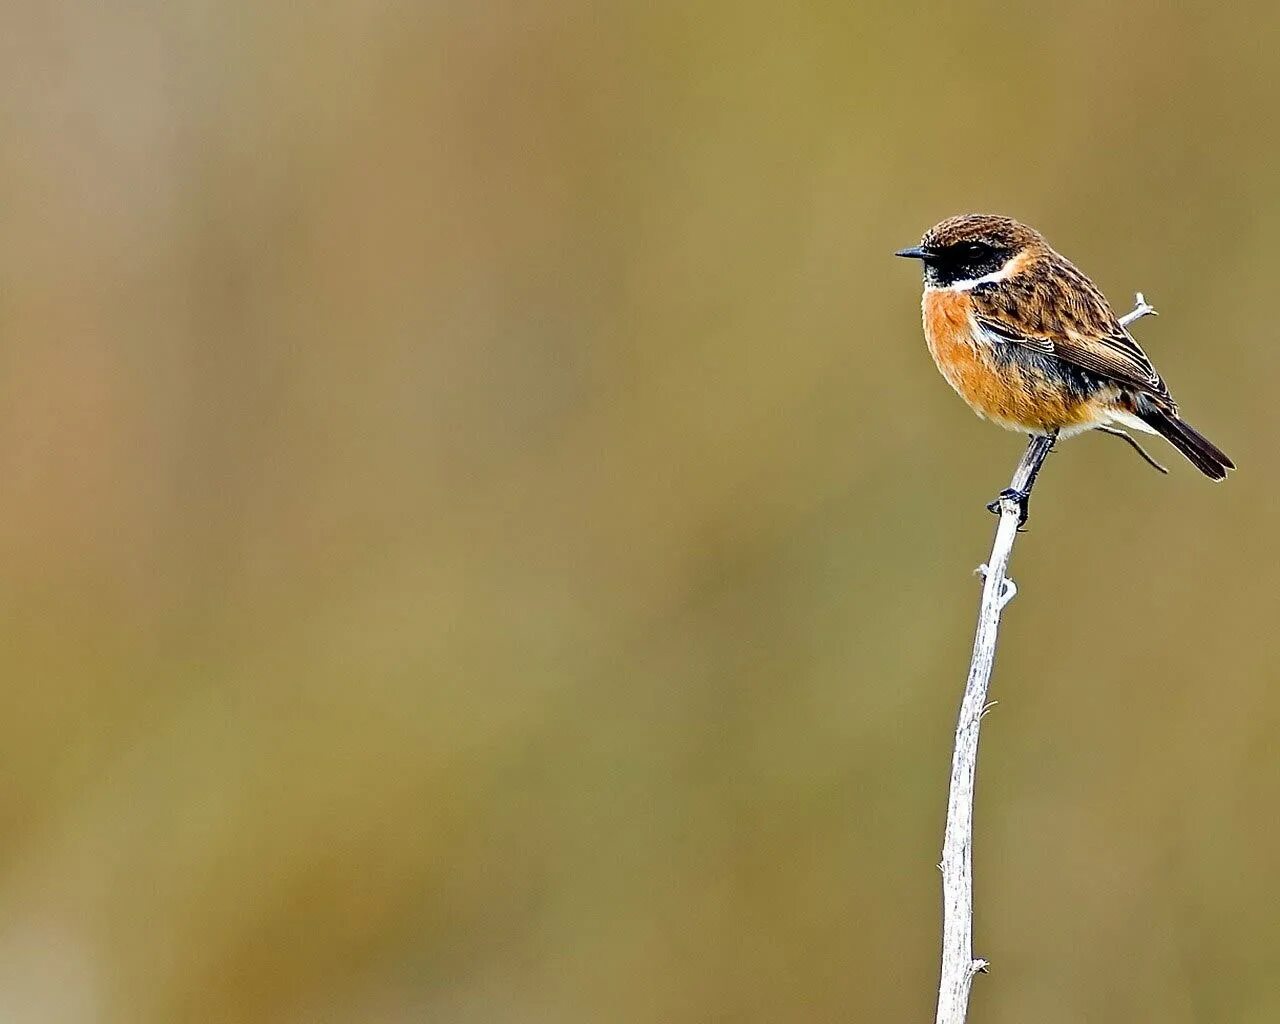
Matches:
[[986, 487, 1031, 529]]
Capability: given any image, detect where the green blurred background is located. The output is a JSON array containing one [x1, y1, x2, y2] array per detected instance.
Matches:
[[2, 2, 1277, 1021]]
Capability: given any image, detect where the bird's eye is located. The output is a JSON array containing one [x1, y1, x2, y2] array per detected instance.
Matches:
[[965, 242, 990, 259]]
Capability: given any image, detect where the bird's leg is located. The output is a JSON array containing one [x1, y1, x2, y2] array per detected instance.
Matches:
[[986, 486, 1033, 529], [986, 431, 1057, 529]]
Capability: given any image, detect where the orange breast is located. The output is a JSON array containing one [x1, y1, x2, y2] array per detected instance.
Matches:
[[921, 289, 1095, 432]]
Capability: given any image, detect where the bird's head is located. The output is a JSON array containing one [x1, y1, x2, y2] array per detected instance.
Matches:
[[896, 214, 1048, 290]]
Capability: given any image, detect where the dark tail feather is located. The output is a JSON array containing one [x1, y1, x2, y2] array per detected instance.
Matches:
[[1138, 406, 1235, 481]]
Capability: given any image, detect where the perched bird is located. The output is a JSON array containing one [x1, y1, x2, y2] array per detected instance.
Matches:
[[896, 215, 1234, 501]]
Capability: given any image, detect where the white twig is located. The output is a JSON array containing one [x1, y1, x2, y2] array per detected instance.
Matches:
[[932, 295, 1153, 1024], [1120, 292, 1157, 326]]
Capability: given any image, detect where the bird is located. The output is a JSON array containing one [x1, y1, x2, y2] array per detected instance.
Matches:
[[896, 214, 1233, 516]]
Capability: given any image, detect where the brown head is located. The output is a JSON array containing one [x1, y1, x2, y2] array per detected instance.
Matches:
[[896, 214, 1051, 290]]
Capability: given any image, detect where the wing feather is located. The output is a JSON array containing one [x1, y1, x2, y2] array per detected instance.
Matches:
[[970, 254, 1172, 404]]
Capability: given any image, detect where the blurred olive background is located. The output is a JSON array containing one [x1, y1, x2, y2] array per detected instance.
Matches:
[[0, 2, 1277, 1021]]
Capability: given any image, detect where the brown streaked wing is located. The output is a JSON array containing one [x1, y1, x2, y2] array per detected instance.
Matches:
[[970, 264, 1171, 402]]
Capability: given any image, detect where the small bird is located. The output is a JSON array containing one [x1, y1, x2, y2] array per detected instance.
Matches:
[[896, 215, 1234, 505]]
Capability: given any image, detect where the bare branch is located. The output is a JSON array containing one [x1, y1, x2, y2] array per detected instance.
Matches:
[[1119, 292, 1157, 326], [1096, 426, 1169, 474], [932, 294, 1152, 1024]]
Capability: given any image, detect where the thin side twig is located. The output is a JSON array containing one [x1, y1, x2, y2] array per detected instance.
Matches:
[[932, 295, 1156, 1024], [1096, 425, 1169, 474]]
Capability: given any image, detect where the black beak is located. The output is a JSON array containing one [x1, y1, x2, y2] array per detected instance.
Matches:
[[894, 246, 931, 260]]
